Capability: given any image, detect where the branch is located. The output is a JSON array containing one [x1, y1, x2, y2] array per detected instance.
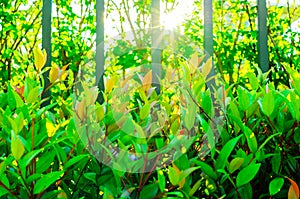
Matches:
[[121, 0, 139, 47]]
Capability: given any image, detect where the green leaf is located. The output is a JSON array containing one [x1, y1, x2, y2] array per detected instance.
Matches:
[[242, 125, 258, 153], [1, 175, 10, 189], [202, 90, 213, 117], [236, 163, 261, 187], [215, 135, 243, 170], [199, 115, 215, 154], [238, 87, 251, 111], [140, 183, 158, 199], [11, 134, 25, 160], [34, 171, 64, 194], [261, 92, 275, 116], [293, 128, 300, 143], [229, 101, 240, 120], [0, 187, 9, 197], [178, 167, 200, 183], [168, 166, 179, 185], [15, 112, 24, 133], [64, 154, 89, 169], [140, 103, 150, 120], [271, 147, 281, 174], [36, 149, 56, 173], [191, 159, 217, 180], [157, 170, 166, 192], [121, 117, 135, 135], [269, 177, 284, 196], [83, 172, 96, 184], [228, 157, 244, 173], [8, 84, 24, 109], [247, 72, 259, 90], [184, 97, 197, 130], [155, 138, 164, 150], [239, 183, 253, 199], [189, 179, 202, 196], [7, 85, 16, 109], [134, 121, 145, 138], [20, 149, 42, 167], [26, 86, 39, 104]]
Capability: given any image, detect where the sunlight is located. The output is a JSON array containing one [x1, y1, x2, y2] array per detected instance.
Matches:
[[161, 1, 194, 30], [161, 10, 183, 30]]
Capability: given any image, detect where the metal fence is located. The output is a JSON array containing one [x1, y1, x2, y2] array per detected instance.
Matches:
[[41, 0, 270, 104]]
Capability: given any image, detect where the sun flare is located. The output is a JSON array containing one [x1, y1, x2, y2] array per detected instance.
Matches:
[[161, 2, 193, 30]]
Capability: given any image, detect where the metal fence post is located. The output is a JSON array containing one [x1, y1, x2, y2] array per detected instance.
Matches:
[[96, 0, 105, 103], [203, 0, 215, 88], [257, 0, 269, 73], [151, 0, 162, 94], [41, 0, 52, 107]]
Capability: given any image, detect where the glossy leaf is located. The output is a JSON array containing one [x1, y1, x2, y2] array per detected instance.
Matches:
[[157, 170, 165, 192], [184, 100, 197, 130], [236, 163, 261, 187], [228, 157, 244, 173], [242, 125, 257, 153], [33, 47, 46, 72], [168, 165, 180, 185], [216, 135, 243, 170], [64, 155, 89, 169], [269, 177, 284, 196], [33, 171, 64, 194], [140, 183, 158, 199], [11, 134, 25, 160], [49, 65, 59, 83], [192, 159, 217, 180], [140, 103, 150, 120], [26, 86, 39, 104], [261, 91, 275, 116], [287, 177, 300, 199]]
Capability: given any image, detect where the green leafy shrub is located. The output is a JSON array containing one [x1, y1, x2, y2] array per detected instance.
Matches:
[[0, 47, 299, 198]]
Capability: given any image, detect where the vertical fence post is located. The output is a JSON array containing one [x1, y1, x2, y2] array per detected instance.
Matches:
[[41, 0, 52, 107], [96, 0, 105, 103], [151, 0, 161, 94], [203, 0, 215, 88], [257, 0, 269, 73]]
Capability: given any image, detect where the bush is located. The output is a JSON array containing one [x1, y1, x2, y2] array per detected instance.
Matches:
[[0, 48, 299, 198]]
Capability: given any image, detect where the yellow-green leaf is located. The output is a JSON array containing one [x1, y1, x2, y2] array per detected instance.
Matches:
[[11, 134, 25, 160], [228, 157, 244, 173], [46, 119, 57, 137], [140, 103, 150, 120], [202, 57, 212, 79], [34, 47, 46, 72], [142, 70, 152, 91], [49, 65, 59, 83], [106, 77, 115, 93], [95, 104, 104, 122], [26, 87, 39, 104], [262, 91, 274, 116]]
